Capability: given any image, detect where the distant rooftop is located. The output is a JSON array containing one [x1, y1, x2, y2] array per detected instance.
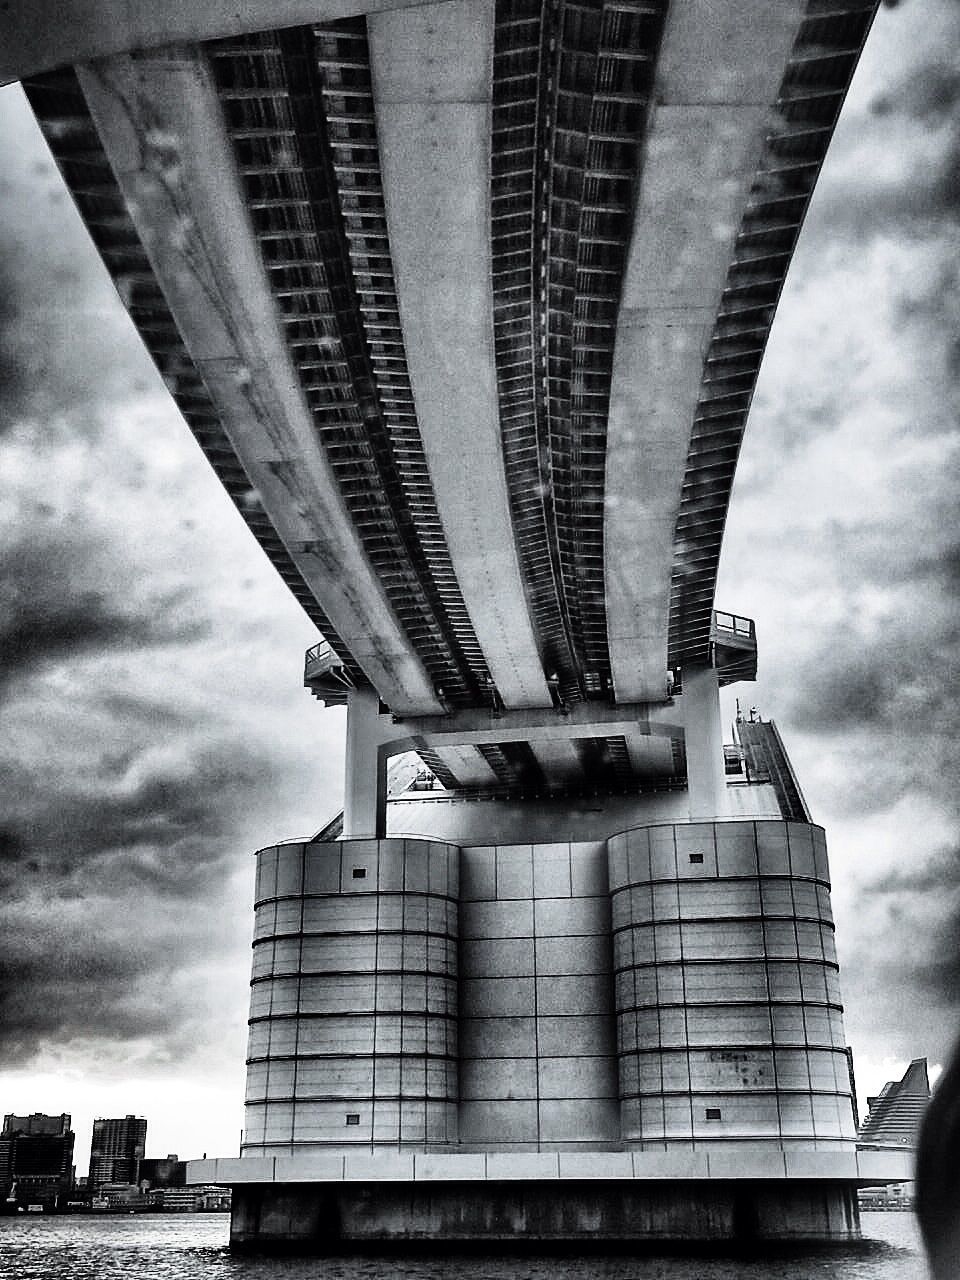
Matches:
[[858, 1058, 931, 1149]]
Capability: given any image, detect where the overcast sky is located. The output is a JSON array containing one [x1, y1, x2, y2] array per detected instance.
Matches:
[[1, 0, 958, 1171]]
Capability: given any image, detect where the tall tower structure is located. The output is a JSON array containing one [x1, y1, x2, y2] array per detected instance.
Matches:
[[858, 1060, 932, 1150], [6, 0, 914, 1252], [88, 1115, 147, 1193], [0, 1114, 75, 1210]]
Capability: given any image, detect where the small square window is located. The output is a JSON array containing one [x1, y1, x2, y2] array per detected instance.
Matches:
[[689, 853, 704, 865], [351, 867, 366, 880], [345, 1113, 361, 1126], [705, 1107, 722, 1121]]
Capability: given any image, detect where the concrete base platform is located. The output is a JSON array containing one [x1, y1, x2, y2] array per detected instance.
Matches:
[[229, 1180, 861, 1252]]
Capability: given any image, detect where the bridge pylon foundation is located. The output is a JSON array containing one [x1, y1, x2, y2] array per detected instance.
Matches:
[[186, 795, 914, 1251], [228, 1178, 862, 1251]]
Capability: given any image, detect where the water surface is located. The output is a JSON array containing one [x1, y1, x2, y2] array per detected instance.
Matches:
[[0, 1211, 928, 1279]]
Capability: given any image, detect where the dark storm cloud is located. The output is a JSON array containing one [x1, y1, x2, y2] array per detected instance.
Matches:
[[865, 845, 960, 898], [807, 143, 959, 242], [0, 536, 208, 694], [0, 954, 171, 1064], [798, 2, 960, 244], [714, 0, 960, 1081], [855, 846, 960, 1012], [871, 60, 960, 124], [911, 908, 960, 1007], [0, 88, 325, 1076], [781, 571, 960, 815], [0, 723, 288, 1064], [96, 692, 197, 731], [0, 95, 154, 432], [0, 899, 236, 1064], [784, 498, 960, 738], [0, 731, 279, 899]]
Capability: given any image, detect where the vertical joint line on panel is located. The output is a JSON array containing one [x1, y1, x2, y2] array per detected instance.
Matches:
[[532, 849, 541, 1150], [788, 834, 812, 1144], [292, 843, 307, 1155], [371, 864, 381, 1150], [673, 826, 696, 1148]]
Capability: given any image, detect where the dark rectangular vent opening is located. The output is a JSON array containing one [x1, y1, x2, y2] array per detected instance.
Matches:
[[705, 1107, 722, 1120], [345, 1113, 361, 1126], [689, 853, 704, 864], [351, 867, 366, 879]]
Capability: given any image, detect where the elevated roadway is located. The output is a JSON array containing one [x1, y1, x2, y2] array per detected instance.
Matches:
[[11, 0, 877, 796]]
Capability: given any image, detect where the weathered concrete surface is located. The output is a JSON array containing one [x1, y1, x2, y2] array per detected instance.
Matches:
[[244, 838, 459, 1152], [76, 49, 443, 716], [604, 1, 806, 702], [227, 1179, 862, 1249], [383, 788, 784, 847], [608, 819, 857, 1148], [2, 0, 429, 86], [458, 840, 619, 1151], [622, 731, 677, 780], [429, 745, 499, 790], [188, 1146, 915, 1187], [369, 1, 552, 710], [680, 664, 729, 819], [343, 687, 387, 837], [528, 739, 585, 786]]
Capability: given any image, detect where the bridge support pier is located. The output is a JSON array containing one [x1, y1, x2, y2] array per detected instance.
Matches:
[[343, 686, 388, 838], [681, 664, 729, 820], [229, 1179, 862, 1251]]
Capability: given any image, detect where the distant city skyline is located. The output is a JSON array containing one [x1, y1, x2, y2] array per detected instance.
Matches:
[[1, 0, 958, 1169]]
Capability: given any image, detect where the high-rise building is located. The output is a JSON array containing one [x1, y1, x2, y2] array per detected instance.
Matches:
[[88, 1115, 147, 1193], [858, 1059, 931, 1149], [0, 1113, 75, 1210]]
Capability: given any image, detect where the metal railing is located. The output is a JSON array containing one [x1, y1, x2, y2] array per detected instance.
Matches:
[[712, 611, 755, 640], [304, 639, 356, 706]]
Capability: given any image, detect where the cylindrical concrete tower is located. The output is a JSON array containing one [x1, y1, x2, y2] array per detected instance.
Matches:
[[243, 837, 459, 1153], [608, 820, 857, 1149]]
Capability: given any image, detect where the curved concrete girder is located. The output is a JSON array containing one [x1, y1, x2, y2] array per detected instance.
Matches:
[[431, 745, 499, 789], [368, 1, 552, 712], [76, 48, 443, 715], [604, 1, 805, 703], [529, 740, 584, 787], [3, 0, 429, 87], [622, 732, 676, 781]]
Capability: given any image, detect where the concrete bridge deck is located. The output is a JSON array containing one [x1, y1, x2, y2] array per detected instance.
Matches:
[[15, 0, 877, 794]]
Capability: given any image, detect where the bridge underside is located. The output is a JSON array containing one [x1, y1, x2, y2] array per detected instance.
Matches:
[[19, 0, 874, 796], [7, 2, 893, 1251]]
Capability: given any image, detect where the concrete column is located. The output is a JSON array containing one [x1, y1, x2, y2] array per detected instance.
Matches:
[[682, 664, 729, 820], [343, 687, 387, 838]]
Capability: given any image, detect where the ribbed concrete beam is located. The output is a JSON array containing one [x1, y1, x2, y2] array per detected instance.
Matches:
[[429, 745, 499, 789], [622, 731, 676, 780], [3, 0, 428, 86], [604, 1, 805, 703], [528, 740, 584, 787], [368, 0, 552, 712], [77, 48, 443, 715], [385, 712, 686, 760]]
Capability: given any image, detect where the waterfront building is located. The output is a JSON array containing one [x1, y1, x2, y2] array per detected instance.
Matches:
[[138, 1154, 185, 1192], [88, 1115, 147, 1194], [858, 1059, 931, 1149], [158, 1185, 232, 1213], [0, 1113, 75, 1210], [92, 1182, 142, 1208]]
